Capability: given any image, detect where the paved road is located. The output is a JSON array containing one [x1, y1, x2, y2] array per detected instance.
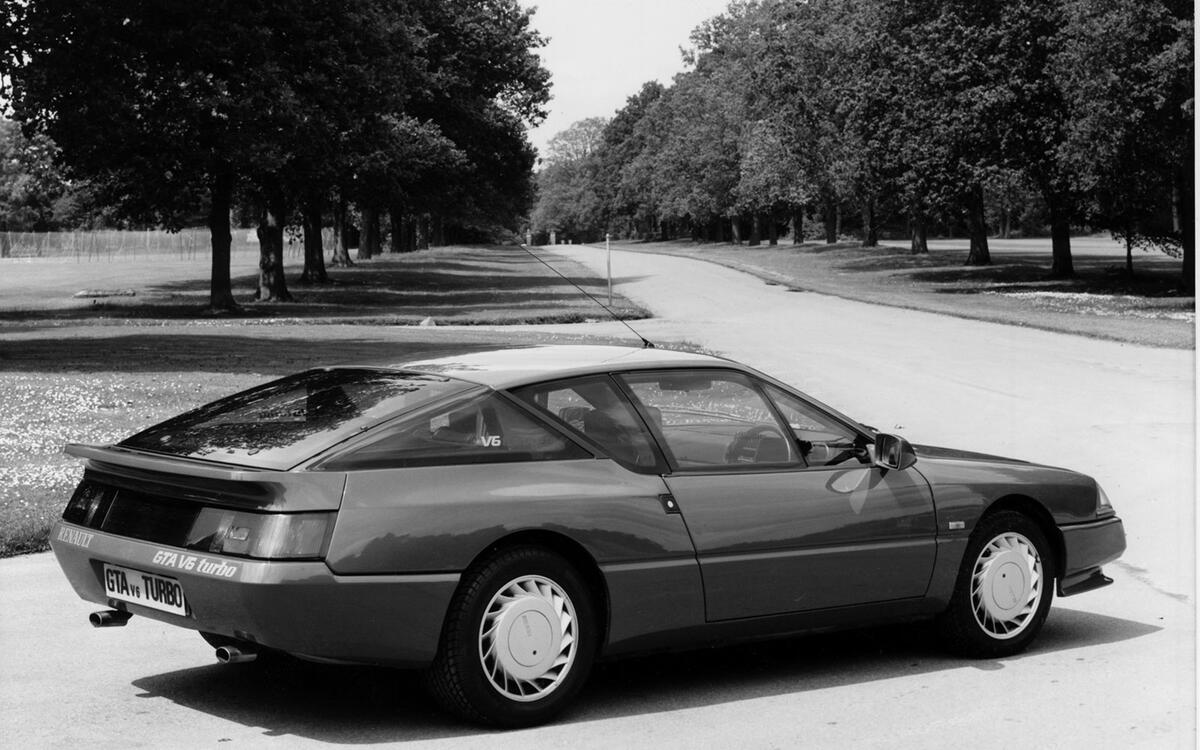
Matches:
[[2, 246, 1193, 748]]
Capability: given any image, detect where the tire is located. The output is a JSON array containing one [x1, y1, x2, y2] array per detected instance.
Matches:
[[425, 546, 598, 727], [937, 511, 1054, 658]]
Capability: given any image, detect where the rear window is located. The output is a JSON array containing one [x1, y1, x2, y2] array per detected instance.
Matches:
[[121, 369, 473, 469]]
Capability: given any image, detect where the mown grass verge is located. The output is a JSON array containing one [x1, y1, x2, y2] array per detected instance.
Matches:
[[604, 237, 1193, 349]]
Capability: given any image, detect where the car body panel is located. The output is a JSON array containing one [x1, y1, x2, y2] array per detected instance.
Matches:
[[390, 345, 727, 390], [326, 458, 694, 574], [1058, 517, 1126, 594], [49, 520, 456, 666], [67, 444, 348, 512], [665, 464, 937, 620], [911, 450, 1102, 528], [324, 458, 708, 652]]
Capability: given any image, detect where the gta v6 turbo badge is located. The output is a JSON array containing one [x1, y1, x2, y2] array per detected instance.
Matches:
[[152, 549, 240, 579]]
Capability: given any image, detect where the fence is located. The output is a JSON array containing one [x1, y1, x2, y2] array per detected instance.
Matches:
[[0, 228, 319, 260]]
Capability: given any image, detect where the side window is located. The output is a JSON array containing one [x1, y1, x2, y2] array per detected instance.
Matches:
[[764, 384, 864, 468], [512, 377, 660, 470], [618, 371, 798, 469], [322, 392, 588, 470]]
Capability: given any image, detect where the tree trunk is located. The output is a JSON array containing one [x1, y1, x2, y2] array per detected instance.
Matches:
[[433, 215, 445, 247], [389, 203, 405, 253], [330, 197, 353, 267], [1175, 171, 1194, 294], [835, 205, 842, 240], [298, 194, 329, 284], [861, 197, 877, 247], [910, 215, 929, 255], [1125, 231, 1134, 276], [1048, 202, 1074, 277], [823, 199, 837, 244], [402, 215, 417, 253], [255, 185, 292, 302], [730, 216, 742, 245], [767, 211, 778, 246], [791, 206, 803, 245], [964, 185, 991, 266], [749, 213, 762, 246], [358, 207, 380, 260], [413, 214, 428, 250], [207, 171, 239, 311]]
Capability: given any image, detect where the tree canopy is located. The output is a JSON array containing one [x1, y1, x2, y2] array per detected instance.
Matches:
[[529, 0, 1193, 291], [3, 0, 550, 307]]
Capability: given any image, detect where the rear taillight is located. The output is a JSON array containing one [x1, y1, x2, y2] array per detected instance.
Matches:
[[62, 482, 113, 526], [188, 509, 335, 560]]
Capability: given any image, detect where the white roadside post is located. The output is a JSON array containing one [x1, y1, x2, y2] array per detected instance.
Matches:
[[606, 233, 612, 306]]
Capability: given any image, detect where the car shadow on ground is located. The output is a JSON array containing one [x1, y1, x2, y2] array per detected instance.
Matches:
[[128, 607, 1158, 743]]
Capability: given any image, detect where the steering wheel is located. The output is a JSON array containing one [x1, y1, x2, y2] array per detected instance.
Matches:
[[724, 424, 784, 464], [823, 441, 872, 467]]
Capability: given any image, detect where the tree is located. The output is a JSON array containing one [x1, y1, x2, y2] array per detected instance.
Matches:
[[0, 119, 65, 234], [8, 0, 549, 311], [531, 118, 608, 241], [593, 81, 665, 238], [1055, 0, 1194, 289]]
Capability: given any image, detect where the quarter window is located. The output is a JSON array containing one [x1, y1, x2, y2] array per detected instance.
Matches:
[[512, 377, 660, 470], [618, 371, 798, 469], [321, 392, 588, 470]]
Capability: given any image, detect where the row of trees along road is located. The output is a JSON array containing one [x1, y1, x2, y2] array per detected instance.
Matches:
[[532, 0, 1194, 292], [0, 0, 550, 310]]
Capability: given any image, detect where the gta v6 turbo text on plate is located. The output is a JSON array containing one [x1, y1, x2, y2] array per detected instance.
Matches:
[[49, 345, 1125, 727]]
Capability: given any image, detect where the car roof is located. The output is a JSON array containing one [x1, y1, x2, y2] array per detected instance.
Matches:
[[371, 345, 737, 389]]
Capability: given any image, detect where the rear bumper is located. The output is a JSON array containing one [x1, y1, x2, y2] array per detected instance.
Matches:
[[1057, 516, 1125, 597], [50, 521, 458, 668]]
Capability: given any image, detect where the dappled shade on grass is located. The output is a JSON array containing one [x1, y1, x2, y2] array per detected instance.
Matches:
[[0, 245, 647, 325]]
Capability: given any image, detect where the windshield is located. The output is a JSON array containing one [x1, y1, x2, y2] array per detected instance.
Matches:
[[121, 369, 474, 469]]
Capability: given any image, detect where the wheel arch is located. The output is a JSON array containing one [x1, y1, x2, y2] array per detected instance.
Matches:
[[466, 529, 611, 647], [982, 494, 1065, 580]]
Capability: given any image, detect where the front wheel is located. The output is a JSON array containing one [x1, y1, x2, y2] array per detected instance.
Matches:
[[937, 511, 1054, 657], [425, 546, 598, 727]]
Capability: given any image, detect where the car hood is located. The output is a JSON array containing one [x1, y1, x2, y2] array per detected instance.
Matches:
[[909, 443, 1100, 524], [911, 443, 1033, 466]]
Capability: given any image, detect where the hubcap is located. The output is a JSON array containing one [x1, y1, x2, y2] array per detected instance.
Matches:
[[478, 575, 578, 702], [971, 532, 1043, 639]]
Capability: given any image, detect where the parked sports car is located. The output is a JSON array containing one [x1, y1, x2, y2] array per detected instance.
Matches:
[[50, 345, 1125, 726]]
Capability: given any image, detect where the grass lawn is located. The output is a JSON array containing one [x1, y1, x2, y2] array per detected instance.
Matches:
[[0, 243, 644, 325], [0, 244, 647, 556], [602, 236, 1194, 349]]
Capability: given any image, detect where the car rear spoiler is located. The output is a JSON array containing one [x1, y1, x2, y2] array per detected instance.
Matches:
[[64, 443, 346, 511]]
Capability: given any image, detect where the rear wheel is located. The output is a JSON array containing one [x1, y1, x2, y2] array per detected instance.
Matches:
[[937, 511, 1053, 657], [425, 546, 597, 727]]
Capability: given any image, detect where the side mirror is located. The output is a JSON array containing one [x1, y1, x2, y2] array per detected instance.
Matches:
[[874, 433, 917, 471]]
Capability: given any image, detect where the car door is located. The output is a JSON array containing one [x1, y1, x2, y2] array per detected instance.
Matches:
[[617, 369, 937, 622]]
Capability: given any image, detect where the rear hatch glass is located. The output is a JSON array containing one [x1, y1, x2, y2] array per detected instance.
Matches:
[[121, 369, 474, 469]]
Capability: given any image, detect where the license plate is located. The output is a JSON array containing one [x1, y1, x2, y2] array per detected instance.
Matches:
[[103, 563, 188, 616]]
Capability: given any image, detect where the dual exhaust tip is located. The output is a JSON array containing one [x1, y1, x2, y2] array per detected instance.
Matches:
[[90, 609, 258, 664], [90, 609, 132, 627], [214, 645, 259, 664]]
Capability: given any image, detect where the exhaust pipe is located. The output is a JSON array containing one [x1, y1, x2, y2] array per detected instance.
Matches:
[[215, 645, 259, 664], [90, 609, 133, 627]]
